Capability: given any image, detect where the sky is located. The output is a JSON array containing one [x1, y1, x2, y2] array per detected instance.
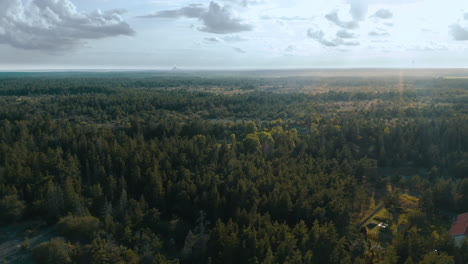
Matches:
[[1, 0, 468, 70]]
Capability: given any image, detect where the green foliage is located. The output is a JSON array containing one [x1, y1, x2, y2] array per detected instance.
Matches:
[[0, 194, 25, 222], [89, 238, 139, 264], [32, 238, 75, 264], [57, 215, 100, 241], [419, 252, 454, 264], [0, 74, 465, 263]]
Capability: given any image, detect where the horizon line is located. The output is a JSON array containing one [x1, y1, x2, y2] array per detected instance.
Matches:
[[1, 67, 468, 73]]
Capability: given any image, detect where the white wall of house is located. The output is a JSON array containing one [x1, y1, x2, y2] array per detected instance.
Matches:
[[454, 234, 466, 247]]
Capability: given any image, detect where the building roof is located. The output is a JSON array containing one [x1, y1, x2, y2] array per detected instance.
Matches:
[[450, 213, 468, 236]]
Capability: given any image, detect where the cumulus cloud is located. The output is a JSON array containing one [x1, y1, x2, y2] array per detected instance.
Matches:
[[450, 13, 468, 41], [336, 29, 356, 39], [308, 29, 359, 47], [141, 1, 252, 34], [450, 24, 468, 40], [325, 11, 358, 29], [0, 0, 135, 51], [373, 9, 393, 19], [347, 0, 368, 21], [323, 0, 369, 30]]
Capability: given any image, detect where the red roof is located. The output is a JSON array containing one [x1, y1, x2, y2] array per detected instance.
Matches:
[[450, 213, 468, 236]]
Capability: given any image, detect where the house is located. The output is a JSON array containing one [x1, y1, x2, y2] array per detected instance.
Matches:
[[449, 212, 468, 246]]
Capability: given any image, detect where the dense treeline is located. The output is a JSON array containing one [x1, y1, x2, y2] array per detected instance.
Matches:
[[0, 75, 467, 264]]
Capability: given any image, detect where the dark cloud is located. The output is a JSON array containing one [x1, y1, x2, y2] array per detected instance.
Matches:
[[450, 24, 468, 41], [141, 1, 252, 34], [373, 9, 393, 19], [308, 29, 359, 47], [0, 0, 134, 51], [336, 30, 356, 39], [233, 47, 246, 53], [325, 11, 358, 29]]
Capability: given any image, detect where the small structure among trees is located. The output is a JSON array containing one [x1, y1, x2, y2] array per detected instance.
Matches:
[[450, 213, 468, 246]]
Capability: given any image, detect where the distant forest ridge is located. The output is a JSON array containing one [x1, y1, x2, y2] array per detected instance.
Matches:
[[1, 68, 468, 78]]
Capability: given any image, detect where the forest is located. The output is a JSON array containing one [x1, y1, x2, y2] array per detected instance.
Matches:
[[0, 71, 467, 264]]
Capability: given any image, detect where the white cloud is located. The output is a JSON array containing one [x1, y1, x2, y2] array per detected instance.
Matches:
[[223, 35, 247, 42], [0, 0, 134, 51], [373, 9, 393, 19], [308, 29, 359, 47], [450, 13, 468, 40], [140, 1, 252, 34], [369, 30, 389, 37], [336, 29, 356, 38], [450, 24, 468, 40], [325, 10, 359, 29], [347, 0, 368, 21]]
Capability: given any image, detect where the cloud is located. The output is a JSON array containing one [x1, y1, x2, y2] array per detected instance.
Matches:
[[450, 13, 468, 41], [325, 11, 358, 29], [221, 0, 266, 7], [233, 47, 245, 53], [336, 29, 356, 38], [223, 35, 247, 42], [450, 24, 468, 41], [222, 0, 247, 7], [0, 0, 134, 51], [369, 30, 389, 37], [285, 45, 295, 52], [141, 1, 252, 34], [204, 37, 221, 42], [324, 0, 369, 30], [347, 0, 368, 21], [261, 15, 311, 21], [373, 9, 393, 19], [139, 4, 205, 18], [307, 29, 359, 47]]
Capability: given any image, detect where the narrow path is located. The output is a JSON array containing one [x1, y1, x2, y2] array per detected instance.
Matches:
[[357, 203, 384, 228]]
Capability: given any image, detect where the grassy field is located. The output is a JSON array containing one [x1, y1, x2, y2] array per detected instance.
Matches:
[[0, 221, 55, 264]]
